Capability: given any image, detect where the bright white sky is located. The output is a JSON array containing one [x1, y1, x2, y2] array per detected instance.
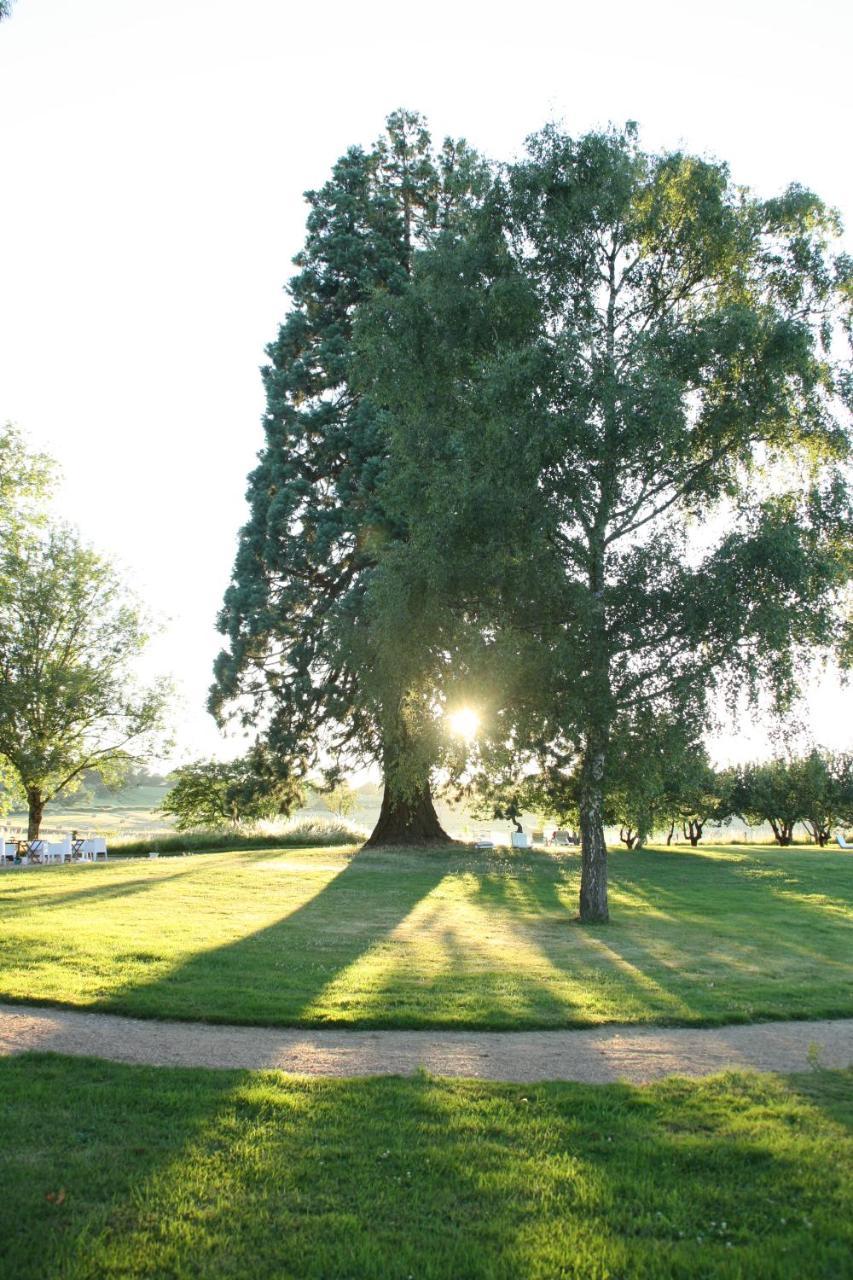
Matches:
[[0, 0, 850, 769]]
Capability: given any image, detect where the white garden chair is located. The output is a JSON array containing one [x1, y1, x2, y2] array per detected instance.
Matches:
[[91, 837, 108, 861]]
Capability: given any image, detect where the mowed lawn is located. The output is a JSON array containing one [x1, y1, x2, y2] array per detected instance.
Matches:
[[1, 1054, 851, 1279], [0, 843, 850, 1029]]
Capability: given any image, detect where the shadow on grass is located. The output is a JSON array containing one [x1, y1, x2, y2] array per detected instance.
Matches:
[[0, 867, 200, 914], [1, 1052, 851, 1280], [97, 847, 450, 1025]]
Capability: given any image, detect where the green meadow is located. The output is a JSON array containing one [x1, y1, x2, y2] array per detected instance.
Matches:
[[1, 842, 850, 1030]]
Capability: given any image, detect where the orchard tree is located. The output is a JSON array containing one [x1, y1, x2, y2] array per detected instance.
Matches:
[[360, 122, 852, 919], [211, 110, 490, 847], [799, 750, 853, 845], [733, 750, 853, 845], [161, 749, 303, 832], [0, 524, 170, 837]]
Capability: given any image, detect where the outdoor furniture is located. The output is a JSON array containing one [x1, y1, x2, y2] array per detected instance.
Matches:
[[43, 837, 73, 864], [511, 831, 531, 849], [1, 842, 16, 867], [837, 834, 851, 850], [26, 840, 46, 863], [75, 837, 107, 862]]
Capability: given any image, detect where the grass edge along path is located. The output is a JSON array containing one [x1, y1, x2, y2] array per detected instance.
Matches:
[[0, 842, 851, 1032], [0, 1053, 850, 1280]]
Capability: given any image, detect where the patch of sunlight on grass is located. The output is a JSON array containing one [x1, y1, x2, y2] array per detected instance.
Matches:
[[578, 932, 696, 1020], [302, 880, 579, 1023]]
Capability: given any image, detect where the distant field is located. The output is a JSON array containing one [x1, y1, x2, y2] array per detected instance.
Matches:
[[4, 784, 174, 840], [6, 780, 812, 847], [1, 842, 850, 1030]]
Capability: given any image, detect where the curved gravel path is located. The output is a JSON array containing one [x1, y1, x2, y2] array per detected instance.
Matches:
[[1, 1003, 851, 1082]]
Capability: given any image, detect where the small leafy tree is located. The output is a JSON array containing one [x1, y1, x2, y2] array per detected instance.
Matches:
[[733, 757, 805, 845], [734, 751, 853, 846], [323, 783, 358, 819], [161, 750, 304, 832], [799, 751, 853, 845], [0, 524, 170, 837]]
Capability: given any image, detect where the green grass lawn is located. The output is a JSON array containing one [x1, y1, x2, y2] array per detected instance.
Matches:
[[1, 1053, 850, 1279], [0, 843, 850, 1029]]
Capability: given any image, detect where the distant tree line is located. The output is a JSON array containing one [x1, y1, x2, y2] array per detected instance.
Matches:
[[599, 747, 851, 848]]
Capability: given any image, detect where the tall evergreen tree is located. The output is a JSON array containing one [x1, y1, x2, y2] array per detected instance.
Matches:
[[211, 111, 489, 844]]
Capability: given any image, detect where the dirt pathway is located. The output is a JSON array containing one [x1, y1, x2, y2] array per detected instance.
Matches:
[[1, 1003, 851, 1082]]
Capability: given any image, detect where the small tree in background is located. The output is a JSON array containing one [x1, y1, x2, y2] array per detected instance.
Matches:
[[799, 751, 853, 845], [323, 783, 358, 820], [161, 749, 304, 833], [0, 524, 170, 837], [733, 757, 805, 845], [733, 751, 853, 846]]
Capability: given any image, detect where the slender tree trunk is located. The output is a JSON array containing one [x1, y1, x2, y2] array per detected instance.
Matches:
[[666, 821, 675, 845], [619, 827, 636, 849], [579, 731, 609, 922], [27, 787, 44, 840]]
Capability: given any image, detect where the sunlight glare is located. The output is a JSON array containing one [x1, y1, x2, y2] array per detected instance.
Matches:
[[447, 707, 479, 740]]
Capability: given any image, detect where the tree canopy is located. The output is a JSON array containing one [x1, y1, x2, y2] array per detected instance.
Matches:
[[358, 122, 852, 918], [161, 749, 304, 832]]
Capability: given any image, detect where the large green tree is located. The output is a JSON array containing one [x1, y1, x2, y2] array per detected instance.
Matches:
[[211, 110, 489, 845], [360, 123, 852, 918], [0, 524, 170, 837]]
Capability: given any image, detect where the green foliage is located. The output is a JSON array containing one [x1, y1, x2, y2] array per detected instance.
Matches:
[[733, 750, 853, 845], [161, 749, 304, 832], [0, 422, 55, 553], [0, 755, 24, 818], [211, 111, 490, 828], [358, 121, 852, 914], [111, 820, 360, 857], [322, 781, 357, 818], [0, 521, 170, 834]]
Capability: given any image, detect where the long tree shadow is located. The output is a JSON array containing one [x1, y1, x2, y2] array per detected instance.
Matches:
[[2, 1052, 851, 1280], [0, 866, 200, 915], [99, 846, 451, 1026]]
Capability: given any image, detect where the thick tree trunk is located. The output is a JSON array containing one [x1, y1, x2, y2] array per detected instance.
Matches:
[[579, 737, 609, 923], [365, 772, 451, 847], [27, 787, 44, 840], [619, 827, 636, 850]]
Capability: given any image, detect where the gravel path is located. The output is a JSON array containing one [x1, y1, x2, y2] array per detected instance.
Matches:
[[1, 1003, 851, 1083]]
